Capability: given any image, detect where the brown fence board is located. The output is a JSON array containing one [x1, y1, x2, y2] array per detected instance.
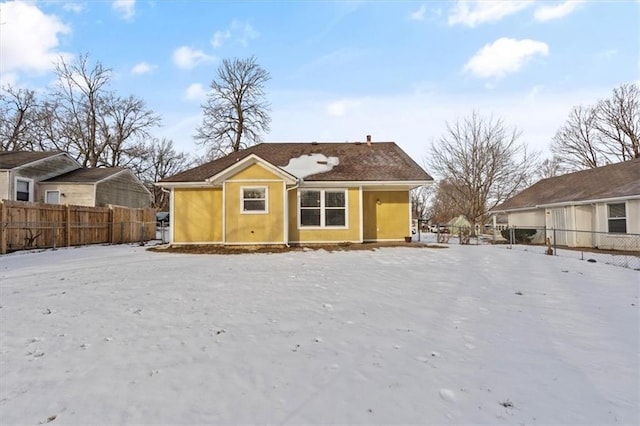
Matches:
[[0, 200, 156, 254]]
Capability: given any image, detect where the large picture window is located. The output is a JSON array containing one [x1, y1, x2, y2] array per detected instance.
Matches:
[[607, 203, 626, 233], [15, 178, 32, 202], [299, 189, 346, 228], [242, 187, 267, 213]]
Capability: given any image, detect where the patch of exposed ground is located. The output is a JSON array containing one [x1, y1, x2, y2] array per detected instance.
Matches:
[[147, 241, 446, 255]]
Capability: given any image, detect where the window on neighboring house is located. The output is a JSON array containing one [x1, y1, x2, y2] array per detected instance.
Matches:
[[45, 190, 60, 204], [15, 179, 31, 202], [241, 187, 267, 213], [299, 189, 346, 228], [607, 203, 627, 233]]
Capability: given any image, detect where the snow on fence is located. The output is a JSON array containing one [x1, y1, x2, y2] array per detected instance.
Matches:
[[0, 200, 156, 254]]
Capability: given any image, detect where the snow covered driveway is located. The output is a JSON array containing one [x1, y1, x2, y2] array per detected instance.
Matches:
[[0, 244, 638, 425]]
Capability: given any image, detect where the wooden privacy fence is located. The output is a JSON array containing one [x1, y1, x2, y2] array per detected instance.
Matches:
[[0, 200, 156, 254]]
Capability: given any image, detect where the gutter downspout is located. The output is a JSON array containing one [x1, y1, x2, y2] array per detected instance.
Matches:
[[285, 178, 303, 247]]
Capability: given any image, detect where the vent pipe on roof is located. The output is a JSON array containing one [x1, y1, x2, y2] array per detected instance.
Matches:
[[366, 135, 372, 146]]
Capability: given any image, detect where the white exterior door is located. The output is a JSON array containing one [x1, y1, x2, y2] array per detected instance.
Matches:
[[551, 208, 567, 246]]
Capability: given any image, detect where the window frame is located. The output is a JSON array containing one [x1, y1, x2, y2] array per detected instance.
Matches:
[[240, 186, 268, 214], [15, 177, 33, 202], [298, 189, 348, 229], [607, 202, 627, 234], [45, 190, 60, 205]]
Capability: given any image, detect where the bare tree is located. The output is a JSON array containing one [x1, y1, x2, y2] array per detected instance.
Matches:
[[428, 179, 462, 224], [0, 86, 38, 151], [411, 185, 433, 222], [428, 112, 538, 228], [551, 106, 607, 170], [137, 138, 192, 209], [594, 82, 639, 161], [551, 82, 639, 171], [194, 56, 271, 158], [52, 54, 160, 167], [536, 156, 565, 180]]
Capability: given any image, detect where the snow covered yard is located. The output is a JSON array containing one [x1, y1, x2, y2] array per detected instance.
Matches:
[[0, 243, 638, 425]]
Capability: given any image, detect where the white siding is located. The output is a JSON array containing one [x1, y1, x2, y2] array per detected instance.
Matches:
[[38, 183, 96, 206]]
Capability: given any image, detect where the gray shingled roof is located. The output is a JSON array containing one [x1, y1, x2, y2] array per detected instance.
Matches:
[[0, 151, 61, 169], [41, 167, 125, 183], [161, 142, 432, 183], [493, 158, 640, 211]]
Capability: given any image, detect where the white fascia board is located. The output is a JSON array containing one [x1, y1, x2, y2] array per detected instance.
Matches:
[[301, 180, 432, 188], [537, 194, 640, 208], [154, 181, 217, 189], [207, 154, 297, 185]]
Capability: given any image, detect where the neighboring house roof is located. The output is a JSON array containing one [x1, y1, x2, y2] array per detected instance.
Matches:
[[0, 151, 62, 169], [493, 158, 640, 212], [161, 142, 432, 183], [41, 167, 127, 183]]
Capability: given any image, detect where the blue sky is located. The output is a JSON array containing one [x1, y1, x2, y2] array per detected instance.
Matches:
[[1, 0, 638, 165]]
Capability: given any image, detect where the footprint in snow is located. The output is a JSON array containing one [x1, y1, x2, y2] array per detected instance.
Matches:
[[439, 388, 456, 403]]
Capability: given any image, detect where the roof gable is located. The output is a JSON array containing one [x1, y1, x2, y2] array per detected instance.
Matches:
[[0, 151, 67, 169], [40, 167, 126, 184], [207, 154, 297, 185], [493, 159, 640, 211], [161, 142, 433, 184]]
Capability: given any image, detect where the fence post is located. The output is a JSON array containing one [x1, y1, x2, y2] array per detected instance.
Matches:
[[52, 221, 57, 250], [0, 201, 6, 255], [553, 228, 557, 256], [140, 222, 145, 245], [120, 222, 125, 244]]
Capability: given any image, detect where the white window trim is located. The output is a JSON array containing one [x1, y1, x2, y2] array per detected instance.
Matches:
[[241, 186, 268, 214], [15, 177, 34, 202], [607, 201, 627, 234], [45, 190, 60, 204], [298, 188, 348, 229]]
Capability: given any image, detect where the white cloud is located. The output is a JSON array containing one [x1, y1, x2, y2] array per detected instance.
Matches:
[[327, 100, 347, 116], [209, 20, 259, 49], [534, 1, 584, 22], [112, 0, 135, 20], [0, 1, 71, 81], [464, 37, 549, 79], [62, 2, 85, 13], [448, 0, 533, 27], [131, 62, 155, 74], [184, 83, 208, 101], [211, 30, 231, 48], [410, 5, 427, 21], [172, 46, 215, 69]]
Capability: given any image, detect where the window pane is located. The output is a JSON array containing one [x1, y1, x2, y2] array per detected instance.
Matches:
[[17, 180, 29, 192], [325, 191, 345, 207], [325, 209, 345, 226], [300, 208, 320, 226], [300, 191, 320, 207], [244, 200, 265, 211], [608, 203, 625, 218], [16, 191, 29, 201], [46, 192, 59, 204], [244, 188, 265, 199], [608, 219, 627, 233]]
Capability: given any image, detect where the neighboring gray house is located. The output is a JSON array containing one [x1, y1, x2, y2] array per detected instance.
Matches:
[[491, 159, 640, 250], [0, 152, 80, 202], [0, 151, 151, 208]]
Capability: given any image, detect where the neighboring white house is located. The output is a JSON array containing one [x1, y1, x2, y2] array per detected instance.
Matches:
[[491, 159, 640, 251], [0, 151, 152, 208]]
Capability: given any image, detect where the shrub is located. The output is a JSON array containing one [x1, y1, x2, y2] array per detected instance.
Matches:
[[501, 228, 537, 244]]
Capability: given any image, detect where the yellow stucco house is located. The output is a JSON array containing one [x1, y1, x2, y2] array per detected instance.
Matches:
[[158, 140, 432, 246]]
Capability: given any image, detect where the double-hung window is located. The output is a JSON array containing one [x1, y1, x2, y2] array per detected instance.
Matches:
[[15, 178, 32, 202], [607, 203, 626, 233], [241, 187, 267, 213], [299, 189, 346, 228]]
